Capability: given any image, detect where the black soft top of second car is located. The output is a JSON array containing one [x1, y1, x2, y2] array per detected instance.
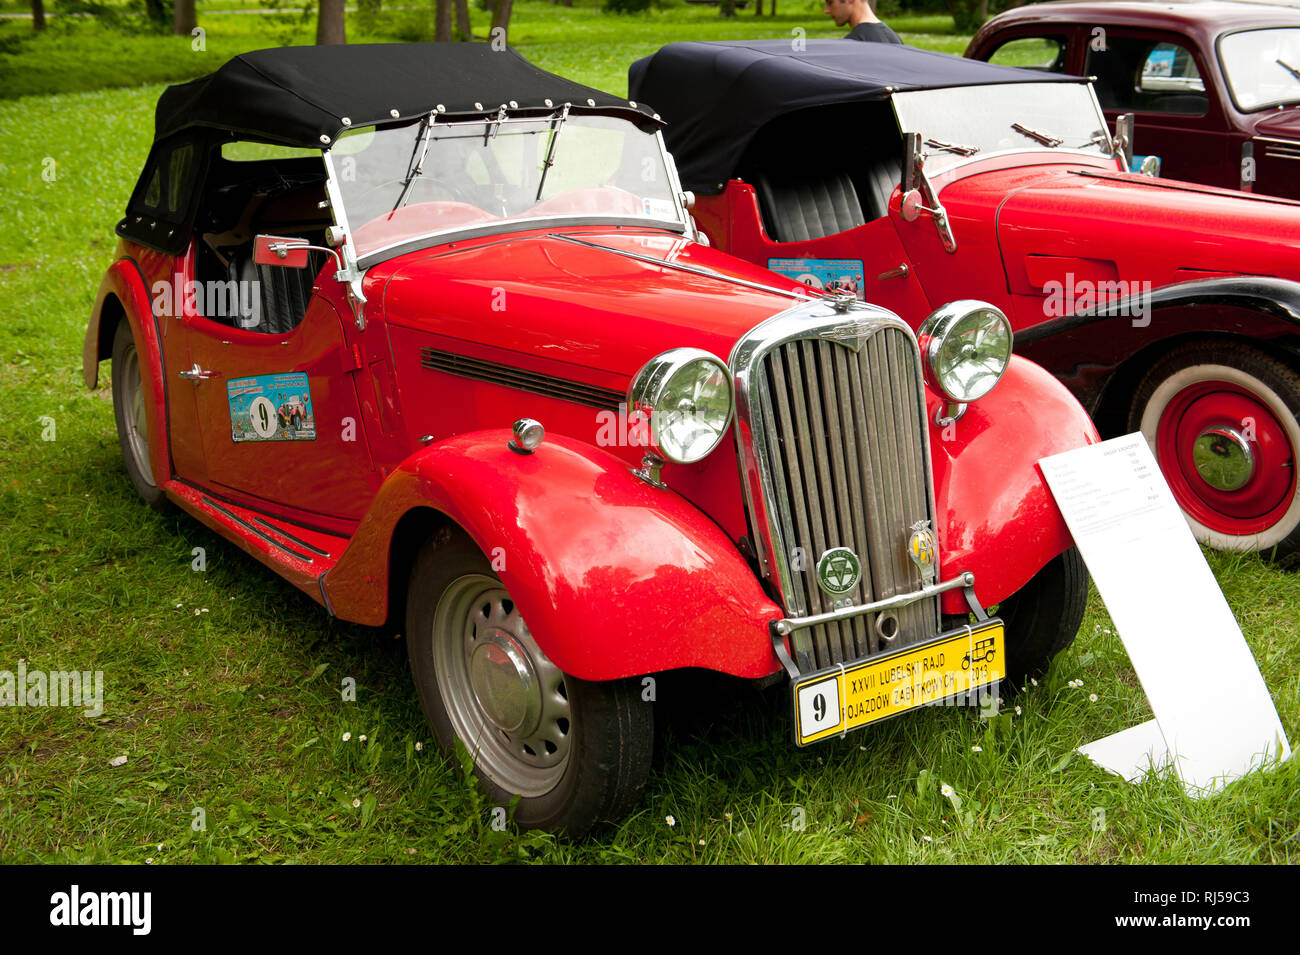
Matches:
[[629, 39, 1085, 193]]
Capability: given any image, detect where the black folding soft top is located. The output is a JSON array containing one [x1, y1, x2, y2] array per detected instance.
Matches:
[[629, 39, 1085, 193], [121, 43, 657, 254], [156, 42, 657, 148]]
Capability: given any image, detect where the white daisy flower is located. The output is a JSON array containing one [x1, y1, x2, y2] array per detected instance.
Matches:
[[971, 745, 983, 752], [342, 732, 351, 742], [666, 815, 676, 827], [1089, 694, 1099, 703], [940, 783, 954, 798], [352, 798, 361, 808], [415, 741, 423, 752]]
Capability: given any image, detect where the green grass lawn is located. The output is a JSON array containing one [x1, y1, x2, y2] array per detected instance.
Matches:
[[1, 6, 1298, 865]]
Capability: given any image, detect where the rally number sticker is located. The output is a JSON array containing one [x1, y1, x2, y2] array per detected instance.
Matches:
[[227, 372, 317, 442], [767, 258, 866, 300]]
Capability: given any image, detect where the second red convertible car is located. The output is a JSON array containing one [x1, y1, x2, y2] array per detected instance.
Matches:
[[968, 0, 1300, 200], [631, 39, 1300, 565]]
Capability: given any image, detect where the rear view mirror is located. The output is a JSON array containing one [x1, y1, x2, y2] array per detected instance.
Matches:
[[254, 234, 312, 269], [902, 131, 923, 193]]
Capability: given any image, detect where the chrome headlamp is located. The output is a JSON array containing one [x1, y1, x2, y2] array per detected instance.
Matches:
[[627, 348, 733, 464], [917, 301, 1013, 403]]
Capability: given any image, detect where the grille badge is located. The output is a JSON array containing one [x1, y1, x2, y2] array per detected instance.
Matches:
[[816, 547, 862, 596], [907, 520, 938, 585]]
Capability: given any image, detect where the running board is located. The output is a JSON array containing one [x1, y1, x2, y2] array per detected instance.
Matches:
[[163, 481, 352, 604]]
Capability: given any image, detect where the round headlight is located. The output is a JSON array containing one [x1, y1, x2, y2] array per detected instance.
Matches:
[[918, 301, 1013, 403], [628, 348, 733, 464]]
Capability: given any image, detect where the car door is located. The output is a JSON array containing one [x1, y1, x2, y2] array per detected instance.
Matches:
[[1085, 29, 1235, 187], [171, 257, 379, 522]]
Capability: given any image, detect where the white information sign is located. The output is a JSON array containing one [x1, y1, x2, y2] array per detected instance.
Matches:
[[1038, 433, 1290, 796]]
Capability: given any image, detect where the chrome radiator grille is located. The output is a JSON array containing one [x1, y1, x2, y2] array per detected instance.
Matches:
[[733, 305, 941, 673]]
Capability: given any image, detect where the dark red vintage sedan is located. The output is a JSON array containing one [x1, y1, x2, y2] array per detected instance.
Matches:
[[967, 0, 1300, 199], [88, 43, 1098, 834], [631, 38, 1300, 565]]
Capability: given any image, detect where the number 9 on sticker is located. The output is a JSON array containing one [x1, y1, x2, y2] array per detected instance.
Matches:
[[797, 676, 843, 737]]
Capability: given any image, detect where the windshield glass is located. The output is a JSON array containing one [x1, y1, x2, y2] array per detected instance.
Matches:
[[333, 113, 684, 260], [1219, 28, 1300, 111], [892, 83, 1111, 175]]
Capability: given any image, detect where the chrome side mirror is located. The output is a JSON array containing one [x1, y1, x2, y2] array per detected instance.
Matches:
[[1113, 113, 1134, 169]]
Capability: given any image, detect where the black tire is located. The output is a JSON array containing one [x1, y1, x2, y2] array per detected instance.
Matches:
[[291, 412, 302, 431], [1127, 341, 1300, 566], [990, 547, 1088, 692], [110, 319, 168, 510], [405, 527, 653, 837]]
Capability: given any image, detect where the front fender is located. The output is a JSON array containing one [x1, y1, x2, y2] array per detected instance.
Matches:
[[84, 257, 171, 487], [1016, 276, 1300, 413], [931, 356, 1100, 613], [324, 431, 784, 680]]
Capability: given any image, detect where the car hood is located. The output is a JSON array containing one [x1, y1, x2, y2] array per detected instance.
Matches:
[[967, 166, 1300, 294], [372, 228, 809, 380]]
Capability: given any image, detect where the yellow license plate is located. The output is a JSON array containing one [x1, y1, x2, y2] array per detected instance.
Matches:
[[792, 620, 1005, 746]]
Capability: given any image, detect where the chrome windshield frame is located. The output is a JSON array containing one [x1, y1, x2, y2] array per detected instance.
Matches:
[[324, 109, 690, 270], [889, 80, 1115, 182]]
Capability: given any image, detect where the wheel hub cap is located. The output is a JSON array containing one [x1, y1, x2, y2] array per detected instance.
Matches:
[[469, 630, 539, 735], [1192, 426, 1255, 491]]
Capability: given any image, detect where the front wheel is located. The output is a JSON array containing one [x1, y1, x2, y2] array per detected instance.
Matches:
[[1129, 342, 1300, 565], [405, 529, 653, 837], [976, 547, 1089, 692]]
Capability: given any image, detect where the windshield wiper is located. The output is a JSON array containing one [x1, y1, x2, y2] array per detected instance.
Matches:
[[925, 137, 979, 156], [535, 103, 571, 202], [1277, 59, 1300, 82], [1011, 122, 1064, 148], [391, 113, 436, 216]]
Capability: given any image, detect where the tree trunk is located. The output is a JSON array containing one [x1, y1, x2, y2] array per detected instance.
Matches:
[[490, 0, 514, 39], [753, 0, 762, 15], [435, 0, 452, 41], [31, 0, 45, 31], [453, 0, 471, 39], [317, 0, 347, 44], [720, 0, 736, 17], [173, 0, 196, 35]]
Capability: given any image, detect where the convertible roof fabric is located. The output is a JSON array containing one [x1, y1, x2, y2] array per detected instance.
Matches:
[[157, 42, 657, 148], [629, 39, 1084, 193], [121, 43, 656, 254]]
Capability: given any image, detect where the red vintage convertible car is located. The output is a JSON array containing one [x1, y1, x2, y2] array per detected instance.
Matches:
[[967, 0, 1300, 199], [88, 43, 1098, 834], [631, 39, 1300, 564]]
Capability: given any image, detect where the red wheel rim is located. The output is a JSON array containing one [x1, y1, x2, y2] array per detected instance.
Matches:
[[1154, 380, 1297, 535]]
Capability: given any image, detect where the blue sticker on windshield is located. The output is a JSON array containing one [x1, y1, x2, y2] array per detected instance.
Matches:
[[767, 258, 865, 300], [227, 373, 316, 442]]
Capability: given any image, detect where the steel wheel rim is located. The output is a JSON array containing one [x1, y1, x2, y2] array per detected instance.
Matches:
[[431, 573, 571, 796], [122, 342, 155, 487], [1142, 364, 1300, 548]]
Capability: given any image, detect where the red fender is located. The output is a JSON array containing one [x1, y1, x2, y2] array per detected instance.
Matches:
[[83, 256, 171, 488], [930, 355, 1100, 613], [324, 431, 785, 680]]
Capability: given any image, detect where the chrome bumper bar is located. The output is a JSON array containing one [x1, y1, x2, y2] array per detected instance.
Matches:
[[772, 572, 975, 637]]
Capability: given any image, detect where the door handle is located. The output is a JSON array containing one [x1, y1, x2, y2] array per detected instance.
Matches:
[[179, 363, 218, 381]]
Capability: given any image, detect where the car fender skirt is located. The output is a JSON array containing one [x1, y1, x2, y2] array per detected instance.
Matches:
[[85, 259, 170, 486], [931, 356, 1099, 613], [323, 431, 786, 680]]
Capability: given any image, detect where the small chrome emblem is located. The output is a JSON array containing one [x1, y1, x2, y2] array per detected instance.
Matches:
[[907, 520, 938, 584], [816, 547, 862, 596]]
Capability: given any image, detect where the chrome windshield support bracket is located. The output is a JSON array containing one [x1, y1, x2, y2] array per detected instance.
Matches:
[[901, 132, 957, 254], [772, 572, 974, 637]]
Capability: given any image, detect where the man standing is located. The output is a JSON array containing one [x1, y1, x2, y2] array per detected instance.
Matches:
[[824, 0, 903, 43]]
